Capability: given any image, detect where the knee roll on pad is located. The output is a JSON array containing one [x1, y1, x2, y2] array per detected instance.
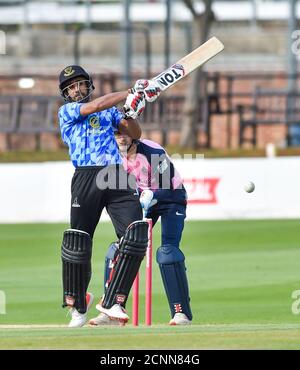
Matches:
[[101, 220, 148, 309], [61, 229, 92, 314], [156, 245, 185, 264], [157, 245, 192, 321]]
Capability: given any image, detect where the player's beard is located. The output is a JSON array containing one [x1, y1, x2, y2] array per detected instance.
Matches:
[[73, 95, 82, 102], [73, 91, 88, 102]]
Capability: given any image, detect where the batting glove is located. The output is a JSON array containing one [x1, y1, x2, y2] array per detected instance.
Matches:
[[131, 79, 161, 103], [123, 91, 146, 120]]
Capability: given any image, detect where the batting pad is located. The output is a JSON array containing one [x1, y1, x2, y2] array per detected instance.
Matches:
[[157, 246, 193, 321], [61, 229, 92, 314], [101, 220, 149, 309]]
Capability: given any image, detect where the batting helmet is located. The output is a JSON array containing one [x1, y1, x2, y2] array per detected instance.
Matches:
[[59, 65, 95, 103]]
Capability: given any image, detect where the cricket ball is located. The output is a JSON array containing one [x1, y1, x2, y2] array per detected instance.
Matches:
[[244, 181, 255, 193]]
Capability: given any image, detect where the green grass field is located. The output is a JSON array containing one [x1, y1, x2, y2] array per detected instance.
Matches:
[[1, 220, 300, 349]]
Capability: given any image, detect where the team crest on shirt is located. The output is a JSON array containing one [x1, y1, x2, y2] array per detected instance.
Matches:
[[63, 66, 75, 77], [87, 115, 101, 135], [89, 116, 100, 129]]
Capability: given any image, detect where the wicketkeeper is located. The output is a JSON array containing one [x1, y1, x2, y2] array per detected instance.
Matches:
[[89, 96, 192, 325], [58, 67, 160, 327]]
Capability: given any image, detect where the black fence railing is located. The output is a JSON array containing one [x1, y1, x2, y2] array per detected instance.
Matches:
[[205, 72, 300, 147], [0, 95, 59, 150], [237, 88, 300, 146]]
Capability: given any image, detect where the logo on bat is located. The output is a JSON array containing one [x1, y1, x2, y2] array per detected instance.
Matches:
[[154, 63, 185, 90], [172, 63, 185, 76]]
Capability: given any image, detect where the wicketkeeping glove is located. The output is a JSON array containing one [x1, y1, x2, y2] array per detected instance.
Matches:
[[123, 91, 146, 120], [131, 79, 161, 103], [139, 190, 158, 214]]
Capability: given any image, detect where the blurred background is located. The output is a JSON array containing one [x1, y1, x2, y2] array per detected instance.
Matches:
[[0, 0, 300, 153]]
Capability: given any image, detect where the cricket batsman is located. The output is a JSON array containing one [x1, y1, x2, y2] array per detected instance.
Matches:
[[89, 93, 192, 325], [58, 67, 160, 327]]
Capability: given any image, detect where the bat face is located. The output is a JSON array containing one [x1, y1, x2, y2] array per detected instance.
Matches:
[[152, 37, 224, 92]]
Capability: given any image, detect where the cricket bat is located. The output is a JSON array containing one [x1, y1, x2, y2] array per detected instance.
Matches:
[[153, 37, 224, 91]]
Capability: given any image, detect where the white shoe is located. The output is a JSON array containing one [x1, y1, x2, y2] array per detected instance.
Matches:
[[169, 313, 192, 326], [68, 292, 94, 328], [89, 313, 126, 326], [96, 303, 129, 322]]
